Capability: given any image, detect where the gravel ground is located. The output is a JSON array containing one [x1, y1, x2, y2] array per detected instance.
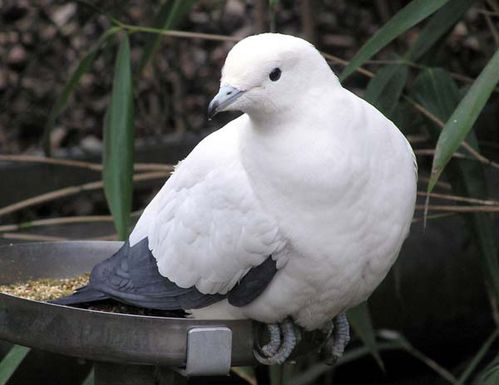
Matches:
[[1, 0, 491, 154]]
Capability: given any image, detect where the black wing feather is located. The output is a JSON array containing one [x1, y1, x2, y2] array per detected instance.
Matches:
[[53, 238, 276, 310], [228, 256, 277, 306]]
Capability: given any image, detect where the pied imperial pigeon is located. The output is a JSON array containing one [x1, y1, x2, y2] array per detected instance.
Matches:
[[55, 33, 417, 365]]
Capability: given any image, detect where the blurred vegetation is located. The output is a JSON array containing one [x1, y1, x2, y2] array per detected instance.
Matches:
[[0, 0, 499, 384]]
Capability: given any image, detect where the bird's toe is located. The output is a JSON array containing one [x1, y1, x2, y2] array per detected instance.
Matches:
[[323, 312, 350, 365], [260, 323, 281, 357], [254, 318, 300, 365]]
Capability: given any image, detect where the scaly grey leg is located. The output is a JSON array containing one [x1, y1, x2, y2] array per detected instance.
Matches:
[[323, 312, 350, 364], [254, 318, 301, 365], [261, 323, 281, 357]]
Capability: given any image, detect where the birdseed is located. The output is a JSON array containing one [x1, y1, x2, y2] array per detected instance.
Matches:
[[0, 274, 185, 317], [0, 274, 90, 301]]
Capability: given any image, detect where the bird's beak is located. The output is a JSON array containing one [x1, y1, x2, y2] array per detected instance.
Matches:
[[208, 85, 244, 119]]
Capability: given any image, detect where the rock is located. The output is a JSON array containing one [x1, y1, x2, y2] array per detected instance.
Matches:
[[7, 45, 27, 69]]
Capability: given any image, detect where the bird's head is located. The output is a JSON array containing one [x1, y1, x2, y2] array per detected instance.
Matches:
[[208, 33, 338, 120]]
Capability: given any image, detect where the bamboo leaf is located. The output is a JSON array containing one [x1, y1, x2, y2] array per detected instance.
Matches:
[[138, 0, 197, 74], [103, 34, 135, 240], [74, 0, 125, 28], [269, 0, 279, 32], [412, 68, 499, 305], [231, 367, 256, 385], [458, 328, 499, 384], [379, 331, 458, 383], [82, 368, 95, 385], [482, 367, 499, 385], [412, 68, 460, 118], [347, 302, 384, 370], [436, 139, 499, 304], [288, 342, 402, 385], [476, 358, 499, 385], [406, 0, 474, 61], [428, 49, 499, 191], [42, 27, 118, 156], [270, 366, 283, 385], [340, 0, 450, 81], [0, 345, 30, 385], [364, 63, 408, 118]]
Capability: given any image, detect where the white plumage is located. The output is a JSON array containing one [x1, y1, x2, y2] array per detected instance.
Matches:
[[129, 33, 417, 331]]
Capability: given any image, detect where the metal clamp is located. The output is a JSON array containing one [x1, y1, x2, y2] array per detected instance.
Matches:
[[179, 326, 233, 376]]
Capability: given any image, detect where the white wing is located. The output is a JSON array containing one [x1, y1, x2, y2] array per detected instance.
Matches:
[[129, 118, 286, 295]]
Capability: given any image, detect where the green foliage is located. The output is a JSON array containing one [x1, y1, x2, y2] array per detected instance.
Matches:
[[412, 68, 499, 307], [288, 341, 402, 385], [458, 328, 499, 384], [138, 0, 198, 74], [406, 0, 474, 61], [269, 0, 279, 32], [340, 0, 499, 381], [411, 68, 460, 118], [340, 0, 451, 81], [42, 0, 201, 241], [103, 34, 135, 241], [81, 368, 95, 385], [347, 303, 384, 370], [364, 63, 408, 117], [0, 345, 30, 385], [476, 359, 499, 385], [428, 49, 499, 191]]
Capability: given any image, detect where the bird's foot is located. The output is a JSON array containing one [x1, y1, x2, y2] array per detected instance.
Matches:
[[322, 312, 350, 365], [254, 318, 301, 365]]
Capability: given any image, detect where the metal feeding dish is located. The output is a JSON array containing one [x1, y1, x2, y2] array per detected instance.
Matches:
[[0, 241, 258, 381]]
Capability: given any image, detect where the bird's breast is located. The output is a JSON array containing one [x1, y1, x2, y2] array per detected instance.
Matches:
[[236, 111, 416, 328]]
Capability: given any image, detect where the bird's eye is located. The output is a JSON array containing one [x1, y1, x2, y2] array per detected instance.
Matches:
[[269, 68, 281, 82]]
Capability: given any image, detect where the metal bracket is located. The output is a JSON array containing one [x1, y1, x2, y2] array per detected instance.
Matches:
[[179, 326, 232, 377]]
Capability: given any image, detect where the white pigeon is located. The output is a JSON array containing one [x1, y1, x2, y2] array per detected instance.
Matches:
[[55, 33, 417, 365]]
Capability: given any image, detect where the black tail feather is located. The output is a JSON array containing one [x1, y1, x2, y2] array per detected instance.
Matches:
[[51, 285, 109, 305]]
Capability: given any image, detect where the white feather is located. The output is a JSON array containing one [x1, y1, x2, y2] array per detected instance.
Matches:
[[130, 117, 286, 295], [130, 33, 417, 330]]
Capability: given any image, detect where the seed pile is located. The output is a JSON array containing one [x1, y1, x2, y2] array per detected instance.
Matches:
[[0, 274, 89, 301], [0, 274, 185, 317]]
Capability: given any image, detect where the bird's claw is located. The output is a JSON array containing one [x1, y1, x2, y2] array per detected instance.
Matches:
[[322, 312, 350, 365], [254, 318, 301, 365], [260, 323, 281, 357]]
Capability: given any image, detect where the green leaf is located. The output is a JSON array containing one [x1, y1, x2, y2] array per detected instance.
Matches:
[[412, 68, 499, 305], [270, 366, 283, 385], [456, 167, 499, 303], [428, 49, 499, 191], [412, 68, 460, 119], [364, 63, 408, 118], [74, 1, 125, 28], [378, 331, 458, 383], [0, 345, 30, 385], [138, 0, 197, 74], [347, 302, 384, 370], [406, 0, 474, 61], [477, 358, 499, 385], [288, 342, 402, 385], [103, 34, 135, 241], [458, 328, 499, 384], [42, 27, 118, 156], [340, 0, 450, 81], [231, 367, 256, 384], [82, 368, 95, 385]]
